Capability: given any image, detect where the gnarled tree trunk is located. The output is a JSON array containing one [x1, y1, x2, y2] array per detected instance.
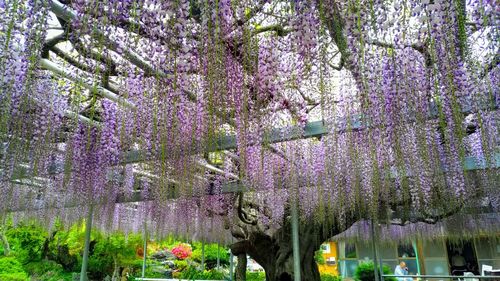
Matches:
[[231, 218, 338, 281], [235, 253, 247, 281]]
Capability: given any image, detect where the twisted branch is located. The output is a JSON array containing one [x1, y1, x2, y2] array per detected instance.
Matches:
[[237, 192, 258, 225]]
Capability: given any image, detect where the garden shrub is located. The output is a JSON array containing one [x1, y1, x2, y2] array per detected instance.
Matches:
[[0, 257, 29, 281], [6, 223, 47, 264], [354, 261, 396, 281], [24, 260, 74, 281], [321, 273, 342, 281], [246, 271, 266, 281], [128, 257, 148, 272], [138, 267, 165, 279], [172, 243, 192, 260], [191, 242, 229, 269], [0, 272, 29, 281], [87, 249, 114, 280], [47, 242, 78, 271], [174, 259, 188, 270], [172, 271, 182, 279], [0, 256, 26, 272], [315, 249, 326, 265], [87, 232, 143, 280], [179, 265, 226, 279]]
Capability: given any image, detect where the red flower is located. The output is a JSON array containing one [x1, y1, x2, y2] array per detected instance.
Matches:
[[171, 243, 192, 260]]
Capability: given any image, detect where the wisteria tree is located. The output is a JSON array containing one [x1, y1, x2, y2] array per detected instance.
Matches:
[[0, 0, 498, 280]]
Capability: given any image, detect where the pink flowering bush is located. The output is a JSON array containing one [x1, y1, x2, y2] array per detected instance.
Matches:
[[171, 243, 192, 260]]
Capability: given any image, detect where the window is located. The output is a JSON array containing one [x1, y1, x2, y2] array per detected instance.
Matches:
[[357, 243, 373, 260], [398, 244, 416, 258], [398, 243, 418, 275], [321, 243, 331, 254], [345, 243, 357, 259], [424, 240, 446, 258], [379, 244, 396, 260], [475, 238, 496, 259], [378, 244, 398, 274], [423, 240, 449, 275], [424, 260, 449, 275], [342, 260, 358, 277], [474, 238, 500, 269], [339, 242, 358, 277]]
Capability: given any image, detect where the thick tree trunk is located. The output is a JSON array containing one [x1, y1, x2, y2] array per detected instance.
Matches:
[[231, 218, 334, 281], [235, 253, 247, 281], [260, 226, 322, 281]]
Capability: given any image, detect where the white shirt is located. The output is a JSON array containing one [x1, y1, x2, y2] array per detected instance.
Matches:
[[395, 265, 410, 281]]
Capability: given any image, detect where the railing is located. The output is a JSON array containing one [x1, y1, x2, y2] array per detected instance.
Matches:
[[382, 274, 500, 280]]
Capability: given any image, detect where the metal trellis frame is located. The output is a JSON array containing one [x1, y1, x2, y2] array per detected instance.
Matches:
[[2, 1, 499, 279]]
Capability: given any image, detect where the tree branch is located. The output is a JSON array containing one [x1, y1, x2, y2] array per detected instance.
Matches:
[[236, 0, 268, 27], [366, 39, 432, 67], [306, 102, 320, 113], [49, 0, 171, 78], [296, 88, 318, 105], [237, 192, 258, 225], [327, 56, 344, 71], [389, 204, 464, 226], [480, 50, 499, 79], [252, 24, 292, 36]]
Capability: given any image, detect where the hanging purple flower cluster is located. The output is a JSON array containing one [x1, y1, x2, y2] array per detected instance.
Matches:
[[291, 1, 319, 64], [0, 0, 498, 240], [65, 100, 121, 207]]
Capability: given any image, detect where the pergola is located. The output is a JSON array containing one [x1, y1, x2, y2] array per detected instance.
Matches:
[[1, 0, 499, 280]]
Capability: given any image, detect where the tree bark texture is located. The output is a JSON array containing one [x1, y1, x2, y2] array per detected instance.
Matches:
[[236, 253, 247, 281], [231, 217, 343, 281]]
